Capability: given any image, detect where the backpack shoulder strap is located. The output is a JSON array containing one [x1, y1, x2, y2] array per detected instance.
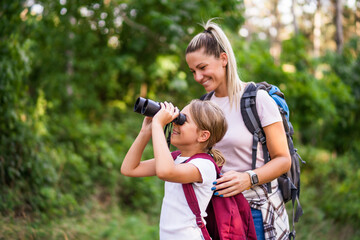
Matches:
[[240, 83, 272, 192], [182, 153, 220, 174], [171, 152, 218, 240], [241, 83, 263, 137], [171, 150, 181, 159], [200, 91, 214, 101], [171, 151, 219, 171], [240, 83, 269, 166]]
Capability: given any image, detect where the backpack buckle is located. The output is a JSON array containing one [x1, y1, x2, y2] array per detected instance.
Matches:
[[255, 129, 266, 145], [196, 217, 205, 228], [259, 135, 266, 145]]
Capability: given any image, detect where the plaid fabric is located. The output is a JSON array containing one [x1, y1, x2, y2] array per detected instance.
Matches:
[[243, 180, 290, 240]]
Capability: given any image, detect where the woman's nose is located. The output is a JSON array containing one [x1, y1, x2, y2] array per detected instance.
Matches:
[[194, 72, 203, 82]]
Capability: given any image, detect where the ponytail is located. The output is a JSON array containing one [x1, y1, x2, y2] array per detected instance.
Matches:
[[188, 100, 228, 168], [208, 148, 226, 167]]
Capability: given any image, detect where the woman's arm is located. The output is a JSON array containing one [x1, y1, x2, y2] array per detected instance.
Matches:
[[120, 117, 156, 177], [151, 102, 203, 184], [213, 121, 291, 197], [254, 121, 291, 183]]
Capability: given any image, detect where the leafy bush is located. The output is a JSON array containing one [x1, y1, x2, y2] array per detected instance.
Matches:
[[300, 145, 360, 228]]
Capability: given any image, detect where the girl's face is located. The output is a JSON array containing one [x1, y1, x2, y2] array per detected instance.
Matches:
[[186, 48, 228, 96], [171, 105, 201, 148]]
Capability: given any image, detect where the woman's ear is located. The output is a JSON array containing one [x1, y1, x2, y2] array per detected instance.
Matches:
[[198, 130, 210, 143], [220, 52, 228, 68]]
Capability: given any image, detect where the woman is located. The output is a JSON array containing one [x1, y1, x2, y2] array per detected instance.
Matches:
[[185, 19, 292, 239], [121, 100, 228, 239]]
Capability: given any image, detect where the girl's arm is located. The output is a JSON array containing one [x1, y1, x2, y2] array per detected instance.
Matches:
[[120, 117, 156, 177], [213, 121, 291, 197], [151, 102, 203, 184]]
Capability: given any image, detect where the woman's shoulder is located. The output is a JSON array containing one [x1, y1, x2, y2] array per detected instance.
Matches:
[[256, 88, 274, 102], [255, 89, 282, 125], [257, 93, 281, 120]]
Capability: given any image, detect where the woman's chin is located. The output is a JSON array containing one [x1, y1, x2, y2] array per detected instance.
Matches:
[[203, 82, 217, 92], [204, 85, 215, 93]]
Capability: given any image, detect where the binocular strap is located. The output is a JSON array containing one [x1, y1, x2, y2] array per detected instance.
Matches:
[[164, 123, 172, 149]]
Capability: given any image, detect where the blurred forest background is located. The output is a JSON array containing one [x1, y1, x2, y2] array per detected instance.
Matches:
[[1, 0, 360, 239]]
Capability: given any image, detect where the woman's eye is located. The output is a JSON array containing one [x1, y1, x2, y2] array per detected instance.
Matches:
[[200, 66, 206, 70]]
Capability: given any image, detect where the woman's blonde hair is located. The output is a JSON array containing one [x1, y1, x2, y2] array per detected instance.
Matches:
[[186, 19, 245, 108], [188, 99, 227, 166]]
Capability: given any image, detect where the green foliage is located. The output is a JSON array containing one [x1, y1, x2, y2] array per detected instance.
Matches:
[[0, 0, 42, 215], [300, 145, 360, 229], [321, 37, 360, 153], [1, 0, 360, 238], [281, 34, 311, 71], [1, 0, 245, 218], [236, 34, 357, 151]]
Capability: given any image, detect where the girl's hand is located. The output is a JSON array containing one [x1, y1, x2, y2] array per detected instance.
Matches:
[[140, 116, 153, 135], [152, 102, 180, 128], [212, 170, 251, 197]]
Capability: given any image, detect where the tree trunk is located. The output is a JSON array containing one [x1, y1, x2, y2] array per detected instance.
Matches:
[[269, 0, 281, 65], [313, 1, 322, 57], [335, 0, 344, 54], [291, 0, 299, 35], [356, 0, 360, 37]]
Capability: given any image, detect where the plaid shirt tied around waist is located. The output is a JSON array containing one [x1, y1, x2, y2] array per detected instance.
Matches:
[[243, 180, 290, 240]]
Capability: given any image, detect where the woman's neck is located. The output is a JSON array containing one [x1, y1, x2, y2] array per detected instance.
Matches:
[[214, 82, 228, 97]]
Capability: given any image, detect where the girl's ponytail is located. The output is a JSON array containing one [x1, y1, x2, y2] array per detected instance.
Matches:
[[208, 148, 225, 167], [188, 100, 228, 168]]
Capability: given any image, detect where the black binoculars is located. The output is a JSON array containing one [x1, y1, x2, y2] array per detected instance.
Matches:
[[134, 97, 186, 125]]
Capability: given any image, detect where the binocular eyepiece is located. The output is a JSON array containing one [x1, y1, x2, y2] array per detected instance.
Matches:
[[134, 97, 186, 125]]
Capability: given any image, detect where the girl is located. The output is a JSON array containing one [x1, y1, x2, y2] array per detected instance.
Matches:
[[185, 19, 292, 239], [121, 99, 228, 240]]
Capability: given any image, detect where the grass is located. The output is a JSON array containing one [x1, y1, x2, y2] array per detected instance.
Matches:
[[1, 184, 359, 240], [0, 201, 159, 240], [2, 200, 359, 240]]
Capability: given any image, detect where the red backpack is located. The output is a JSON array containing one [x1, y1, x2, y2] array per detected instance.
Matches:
[[171, 151, 257, 240]]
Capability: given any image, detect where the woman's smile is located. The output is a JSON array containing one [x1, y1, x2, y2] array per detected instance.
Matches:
[[200, 78, 212, 87]]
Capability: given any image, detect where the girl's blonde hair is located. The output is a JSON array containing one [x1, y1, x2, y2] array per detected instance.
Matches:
[[186, 19, 245, 108], [188, 100, 227, 166]]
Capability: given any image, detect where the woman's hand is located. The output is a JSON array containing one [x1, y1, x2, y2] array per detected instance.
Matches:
[[152, 102, 180, 128], [212, 170, 251, 197]]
